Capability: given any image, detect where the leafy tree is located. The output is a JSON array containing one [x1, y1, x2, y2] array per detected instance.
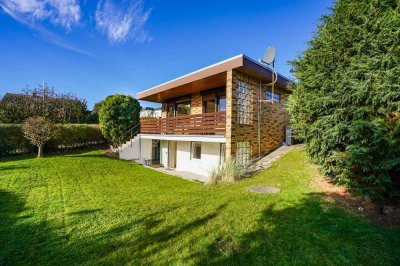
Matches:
[[86, 101, 103, 124], [288, 0, 400, 198], [98, 94, 140, 146], [0, 83, 89, 123], [21, 117, 53, 158]]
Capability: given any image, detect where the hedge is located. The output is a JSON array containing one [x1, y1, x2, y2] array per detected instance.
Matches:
[[0, 124, 105, 157]]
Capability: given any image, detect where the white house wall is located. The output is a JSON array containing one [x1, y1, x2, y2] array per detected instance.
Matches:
[[175, 141, 221, 176], [137, 138, 152, 164]]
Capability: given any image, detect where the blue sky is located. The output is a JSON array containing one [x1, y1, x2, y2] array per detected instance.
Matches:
[[0, 0, 332, 109]]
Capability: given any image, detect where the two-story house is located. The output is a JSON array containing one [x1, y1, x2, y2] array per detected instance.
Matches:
[[119, 54, 291, 178]]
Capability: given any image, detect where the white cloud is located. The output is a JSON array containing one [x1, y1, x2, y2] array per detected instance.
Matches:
[[95, 0, 151, 43], [0, 2, 93, 57], [0, 0, 81, 29]]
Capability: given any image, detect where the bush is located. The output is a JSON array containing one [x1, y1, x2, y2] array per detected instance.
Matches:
[[98, 94, 140, 146], [288, 0, 400, 198], [209, 158, 250, 184], [0, 124, 105, 157], [0, 124, 33, 156]]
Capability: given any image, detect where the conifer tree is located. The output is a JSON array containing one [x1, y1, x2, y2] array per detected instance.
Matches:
[[288, 0, 400, 198]]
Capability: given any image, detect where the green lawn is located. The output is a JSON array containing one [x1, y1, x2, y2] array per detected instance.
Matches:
[[1, 148, 399, 265]]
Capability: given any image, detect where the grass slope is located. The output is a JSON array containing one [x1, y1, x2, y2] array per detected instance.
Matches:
[[1, 148, 399, 265]]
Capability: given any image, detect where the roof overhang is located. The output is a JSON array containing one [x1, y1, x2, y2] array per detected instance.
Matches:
[[137, 54, 291, 103]]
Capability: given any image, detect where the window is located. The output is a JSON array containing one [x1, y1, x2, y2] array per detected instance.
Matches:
[[167, 105, 175, 117], [203, 94, 216, 113], [236, 141, 251, 165], [218, 95, 226, 112], [220, 143, 226, 164], [237, 81, 252, 124], [191, 142, 201, 159], [176, 101, 191, 116], [266, 90, 280, 103], [202, 92, 226, 113]]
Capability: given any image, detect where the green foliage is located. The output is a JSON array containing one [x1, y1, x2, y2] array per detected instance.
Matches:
[[22, 117, 53, 157], [0, 124, 33, 156], [48, 124, 105, 151], [0, 124, 104, 157], [85, 101, 103, 124], [288, 0, 400, 198], [98, 94, 140, 145], [209, 158, 250, 184], [0, 84, 89, 124]]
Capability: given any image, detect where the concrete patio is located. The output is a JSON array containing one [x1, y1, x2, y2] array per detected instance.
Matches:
[[144, 164, 209, 183]]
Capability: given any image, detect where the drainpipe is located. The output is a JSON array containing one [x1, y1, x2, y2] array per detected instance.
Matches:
[[258, 79, 261, 159]]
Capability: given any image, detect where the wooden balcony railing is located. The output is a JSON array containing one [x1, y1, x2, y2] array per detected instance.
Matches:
[[141, 112, 226, 135]]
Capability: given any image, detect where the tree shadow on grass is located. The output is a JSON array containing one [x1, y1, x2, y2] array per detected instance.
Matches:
[[70, 203, 229, 265], [0, 147, 108, 163], [0, 189, 71, 265], [194, 193, 400, 265], [0, 164, 30, 172], [0, 188, 228, 265]]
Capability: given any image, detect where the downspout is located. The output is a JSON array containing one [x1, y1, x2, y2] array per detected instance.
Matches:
[[258, 79, 261, 159]]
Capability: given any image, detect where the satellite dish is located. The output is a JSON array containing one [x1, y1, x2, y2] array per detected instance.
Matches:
[[263, 46, 276, 65]]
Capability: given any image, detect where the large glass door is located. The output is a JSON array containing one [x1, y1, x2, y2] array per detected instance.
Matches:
[[152, 140, 161, 164]]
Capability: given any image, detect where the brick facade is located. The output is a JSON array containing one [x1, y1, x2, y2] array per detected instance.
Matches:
[[191, 94, 202, 114], [226, 69, 289, 160]]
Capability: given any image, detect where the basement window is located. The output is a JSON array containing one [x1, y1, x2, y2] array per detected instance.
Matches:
[[236, 141, 251, 165], [191, 142, 202, 159]]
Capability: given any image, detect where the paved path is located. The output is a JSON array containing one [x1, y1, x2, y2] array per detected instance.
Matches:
[[250, 144, 303, 173], [144, 165, 209, 183]]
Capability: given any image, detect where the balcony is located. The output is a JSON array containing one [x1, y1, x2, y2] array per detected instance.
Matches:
[[141, 112, 226, 135]]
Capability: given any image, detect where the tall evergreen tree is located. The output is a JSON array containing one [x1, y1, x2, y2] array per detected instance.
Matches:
[[288, 0, 400, 198]]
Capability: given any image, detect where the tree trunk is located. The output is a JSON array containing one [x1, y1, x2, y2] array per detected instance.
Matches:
[[38, 145, 43, 158]]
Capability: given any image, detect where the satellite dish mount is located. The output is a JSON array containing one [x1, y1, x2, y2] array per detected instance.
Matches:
[[259, 46, 278, 104]]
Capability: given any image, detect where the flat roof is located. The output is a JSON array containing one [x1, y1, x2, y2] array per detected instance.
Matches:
[[137, 54, 291, 103]]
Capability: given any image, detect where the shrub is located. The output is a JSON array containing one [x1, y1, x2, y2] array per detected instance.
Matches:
[[0, 124, 33, 156], [98, 94, 140, 146], [0, 124, 105, 157], [209, 158, 250, 184], [288, 0, 400, 198]]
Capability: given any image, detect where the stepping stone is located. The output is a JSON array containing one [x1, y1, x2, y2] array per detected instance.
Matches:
[[248, 186, 281, 194]]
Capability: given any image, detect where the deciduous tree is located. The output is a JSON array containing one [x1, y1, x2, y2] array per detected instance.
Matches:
[[22, 117, 53, 158]]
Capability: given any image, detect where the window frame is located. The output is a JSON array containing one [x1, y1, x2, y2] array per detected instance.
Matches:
[[191, 142, 202, 160], [202, 90, 226, 113], [166, 97, 192, 117]]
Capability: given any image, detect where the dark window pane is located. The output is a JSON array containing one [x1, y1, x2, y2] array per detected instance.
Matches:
[[204, 100, 216, 113], [192, 142, 201, 159]]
